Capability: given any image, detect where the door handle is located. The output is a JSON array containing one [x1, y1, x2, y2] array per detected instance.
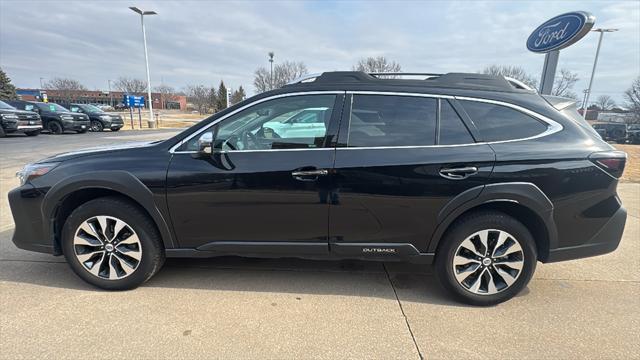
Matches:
[[291, 169, 329, 181], [439, 166, 478, 180]]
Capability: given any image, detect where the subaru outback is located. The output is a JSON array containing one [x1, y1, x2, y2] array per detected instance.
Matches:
[[8, 72, 627, 305]]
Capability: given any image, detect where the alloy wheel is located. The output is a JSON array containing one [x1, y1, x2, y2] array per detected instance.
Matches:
[[90, 120, 103, 132], [73, 216, 142, 280], [452, 229, 524, 295]]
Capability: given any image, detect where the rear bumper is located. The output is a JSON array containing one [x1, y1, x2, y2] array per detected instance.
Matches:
[[545, 206, 627, 262]]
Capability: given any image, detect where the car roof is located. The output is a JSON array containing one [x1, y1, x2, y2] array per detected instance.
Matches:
[[283, 71, 535, 94]]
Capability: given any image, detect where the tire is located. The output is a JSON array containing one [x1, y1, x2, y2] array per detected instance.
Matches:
[[47, 121, 63, 135], [25, 130, 40, 136], [61, 196, 165, 290], [0, 126, 5, 138], [435, 210, 537, 306], [90, 120, 104, 132]]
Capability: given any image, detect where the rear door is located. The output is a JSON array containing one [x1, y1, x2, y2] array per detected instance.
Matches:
[[329, 92, 495, 257]]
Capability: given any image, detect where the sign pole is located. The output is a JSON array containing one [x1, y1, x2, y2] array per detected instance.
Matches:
[[129, 107, 134, 129], [138, 107, 142, 129], [539, 50, 559, 95]]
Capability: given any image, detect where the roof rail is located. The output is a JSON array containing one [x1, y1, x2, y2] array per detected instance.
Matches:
[[369, 72, 443, 78], [504, 77, 537, 92], [287, 73, 322, 85]]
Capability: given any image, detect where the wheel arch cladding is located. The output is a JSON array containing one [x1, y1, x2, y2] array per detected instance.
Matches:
[[43, 171, 175, 254], [428, 182, 557, 261]]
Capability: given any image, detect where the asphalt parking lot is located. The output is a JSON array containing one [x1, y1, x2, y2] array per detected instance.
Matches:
[[1, 130, 638, 359]]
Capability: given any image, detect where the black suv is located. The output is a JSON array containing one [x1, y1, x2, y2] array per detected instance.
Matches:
[[6, 100, 90, 134], [8, 72, 627, 305], [68, 103, 124, 132], [0, 100, 42, 137]]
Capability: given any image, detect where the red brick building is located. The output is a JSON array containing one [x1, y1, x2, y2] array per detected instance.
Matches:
[[16, 88, 187, 110]]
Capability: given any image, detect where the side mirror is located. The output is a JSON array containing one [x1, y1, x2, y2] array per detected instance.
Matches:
[[197, 131, 213, 155]]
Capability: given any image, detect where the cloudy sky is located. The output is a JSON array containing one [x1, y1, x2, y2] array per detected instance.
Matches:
[[1, 0, 638, 104]]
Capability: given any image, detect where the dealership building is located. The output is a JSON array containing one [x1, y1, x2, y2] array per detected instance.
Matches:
[[15, 88, 187, 110]]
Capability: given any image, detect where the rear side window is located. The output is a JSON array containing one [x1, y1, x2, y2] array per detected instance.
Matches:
[[439, 100, 475, 145], [348, 95, 436, 147], [460, 100, 548, 142]]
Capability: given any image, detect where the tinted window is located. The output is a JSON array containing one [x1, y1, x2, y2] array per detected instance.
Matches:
[[181, 94, 335, 151], [460, 100, 547, 142], [439, 100, 474, 145], [348, 95, 436, 147]]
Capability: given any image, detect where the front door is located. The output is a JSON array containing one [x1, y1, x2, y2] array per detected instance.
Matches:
[[329, 93, 495, 257], [167, 93, 344, 256]]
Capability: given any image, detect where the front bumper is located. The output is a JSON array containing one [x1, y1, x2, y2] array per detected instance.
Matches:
[[8, 185, 54, 254], [64, 120, 90, 131], [546, 205, 627, 262]]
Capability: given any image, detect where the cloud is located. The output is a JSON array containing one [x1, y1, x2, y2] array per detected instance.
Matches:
[[0, 0, 638, 103]]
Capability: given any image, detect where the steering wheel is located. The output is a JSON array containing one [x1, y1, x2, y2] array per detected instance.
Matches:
[[242, 131, 260, 150], [221, 136, 238, 150]]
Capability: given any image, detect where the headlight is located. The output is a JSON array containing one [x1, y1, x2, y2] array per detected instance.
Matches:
[[61, 115, 74, 120], [16, 162, 60, 186], [99, 115, 111, 121], [1, 114, 19, 120]]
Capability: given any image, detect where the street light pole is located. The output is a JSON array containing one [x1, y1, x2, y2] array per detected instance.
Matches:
[[108, 79, 113, 107], [268, 52, 274, 90], [582, 28, 618, 119], [129, 6, 157, 127]]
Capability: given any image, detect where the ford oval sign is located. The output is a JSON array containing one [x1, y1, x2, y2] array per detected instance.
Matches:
[[527, 11, 595, 53]]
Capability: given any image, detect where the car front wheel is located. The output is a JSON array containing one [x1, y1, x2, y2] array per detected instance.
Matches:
[[90, 120, 104, 132], [61, 197, 165, 290], [435, 211, 537, 306]]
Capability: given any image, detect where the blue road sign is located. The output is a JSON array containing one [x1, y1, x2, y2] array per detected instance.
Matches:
[[123, 95, 146, 108], [527, 11, 595, 53]]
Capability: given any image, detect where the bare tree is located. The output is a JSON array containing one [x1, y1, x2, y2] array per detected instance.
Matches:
[[482, 65, 538, 89], [595, 95, 616, 111], [185, 85, 211, 115], [353, 56, 402, 77], [42, 77, 87, 102], [624, 76, 640, 123], [153, 84, 176, 109], [254, 61, 308, 93], [113, 77, 147, 95], [551, 69, 579, 99]]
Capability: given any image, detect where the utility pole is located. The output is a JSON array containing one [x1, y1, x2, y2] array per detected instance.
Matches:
[[129, 6, 157, 127], [108, 79, 113, 107], [268, 52, 274, 90], [582, 28, 618, 119]]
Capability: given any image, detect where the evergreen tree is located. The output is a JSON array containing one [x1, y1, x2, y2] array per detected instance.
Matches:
[[230, 86, 246, 105], [0, 67, 18, 100], [216, 81, 227, 110]]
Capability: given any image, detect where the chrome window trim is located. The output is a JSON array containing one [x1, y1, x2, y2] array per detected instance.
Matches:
[[169, 91, 343, 154], [455, 96, 564, 144], [170, 91, 564, 154]]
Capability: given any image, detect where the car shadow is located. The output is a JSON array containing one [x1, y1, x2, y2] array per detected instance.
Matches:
[[0, 229, 528, 307]]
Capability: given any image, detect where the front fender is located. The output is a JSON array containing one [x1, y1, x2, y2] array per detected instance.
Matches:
[[42, 170, 176, 249]]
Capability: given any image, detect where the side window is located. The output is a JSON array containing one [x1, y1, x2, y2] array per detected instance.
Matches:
[[180, 94, 336, 151], [460, 100, 548, 142], [24, 104, 35, 111], [439, 100, 475, 145], [70, 106, 81, 113], [348, 95, 436, 147]]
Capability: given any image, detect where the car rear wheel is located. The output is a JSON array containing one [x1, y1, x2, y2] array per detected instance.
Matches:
[[435, 211, 537, 306], [62, 197, 165, 290], [0, 126, 5, 138], [47, 121, 63, 135], [90, 120, 104, 132]]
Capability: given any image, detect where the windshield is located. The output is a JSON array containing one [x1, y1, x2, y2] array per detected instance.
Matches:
[[80, 104, 104, 113], [37, 103, 69, 112], [0, 100, 15, 110]]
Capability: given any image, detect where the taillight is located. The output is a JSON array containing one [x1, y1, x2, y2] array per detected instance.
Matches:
[[589, 151, 627, 179]]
